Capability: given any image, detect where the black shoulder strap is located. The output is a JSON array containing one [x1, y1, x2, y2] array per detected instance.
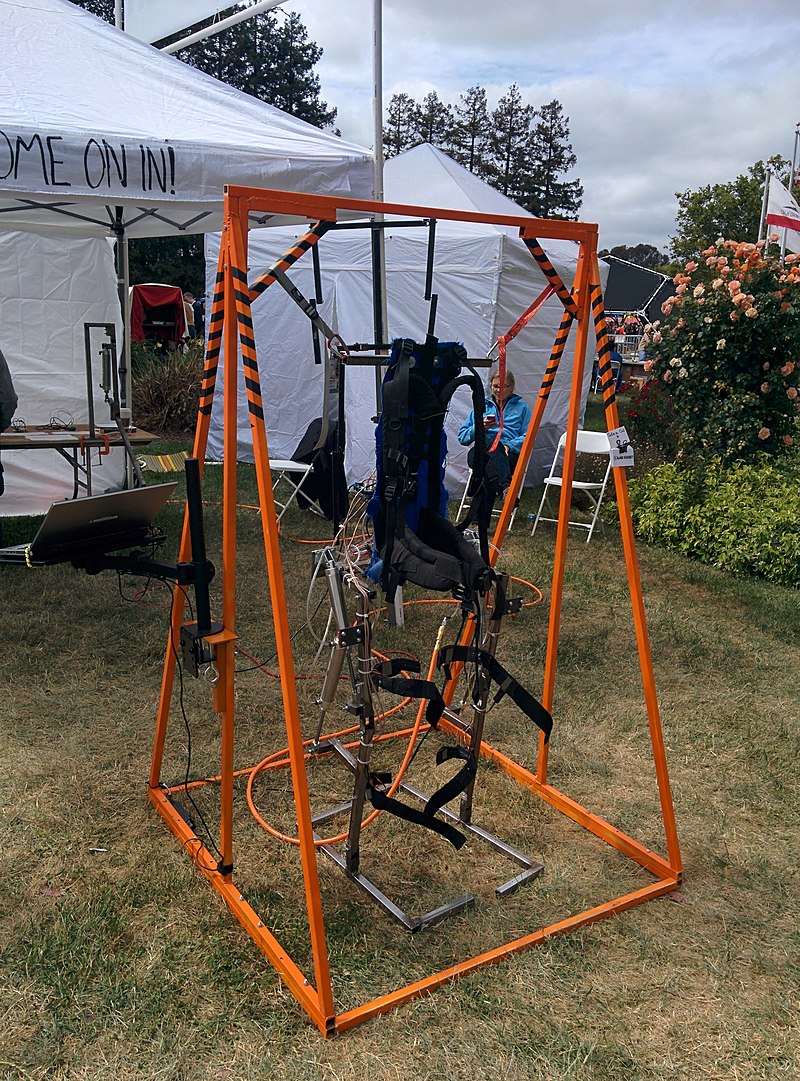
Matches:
[[380, 340, 415, 598]]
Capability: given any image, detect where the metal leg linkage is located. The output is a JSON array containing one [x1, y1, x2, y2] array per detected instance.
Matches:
[[460, 573, 508, 824], [310, 561, 544, 931]]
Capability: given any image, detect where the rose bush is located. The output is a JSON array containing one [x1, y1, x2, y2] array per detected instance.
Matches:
[[640, 238, 800, 463]]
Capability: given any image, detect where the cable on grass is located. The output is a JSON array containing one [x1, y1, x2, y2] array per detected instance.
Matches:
[[245, 618, 450, 848], [162, 581, 222, 866]]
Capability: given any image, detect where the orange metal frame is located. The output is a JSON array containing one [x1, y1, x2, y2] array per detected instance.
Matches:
[[148, 185, 682, 1037]]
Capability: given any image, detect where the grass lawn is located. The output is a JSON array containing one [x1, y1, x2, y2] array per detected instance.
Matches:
[[1, 438, 797, 1080]]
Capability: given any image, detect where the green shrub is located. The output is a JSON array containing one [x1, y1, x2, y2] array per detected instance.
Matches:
[[627, 457, 800, 587], [132, 344, 203, 435], [130, 340, 163, 376]]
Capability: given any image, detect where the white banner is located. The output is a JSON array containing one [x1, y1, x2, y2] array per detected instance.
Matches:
[[125, 0, 238, 45], [1, 126, 181, 199]]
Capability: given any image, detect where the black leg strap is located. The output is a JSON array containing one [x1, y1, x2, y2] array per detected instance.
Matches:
[[438, 644, 553, 741], [424, 745, 477, 819], [366, 772, 468, 849], [366, 663, 481, 848], [373, 670, 446, 727], [373, 658, 421, 677]]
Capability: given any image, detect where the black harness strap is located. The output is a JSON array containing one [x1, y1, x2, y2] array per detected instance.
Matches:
[[366, 775, 468, 849], [424, 745, 477, 819], [438, 644, 553, 741], [367, 662, 479, 848], [373, 658, 421, 677], [373, 670, 446, 727], [380, 339, 415, 599]]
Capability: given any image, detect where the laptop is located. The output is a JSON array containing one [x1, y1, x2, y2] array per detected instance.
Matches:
[[0, 482, 177, 565]]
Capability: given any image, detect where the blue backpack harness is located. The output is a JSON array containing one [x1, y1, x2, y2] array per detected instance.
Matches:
[[367, 337, 495, 601]]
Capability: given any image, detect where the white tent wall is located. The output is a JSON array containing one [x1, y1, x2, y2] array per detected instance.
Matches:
[[205, 225, 504, 488], [205, 221, 604, 495], [493, 233, 595, 483], [0, 231, 124, 516]]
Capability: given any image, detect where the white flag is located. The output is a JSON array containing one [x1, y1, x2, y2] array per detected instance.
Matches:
[[766, 174, 800, 254]]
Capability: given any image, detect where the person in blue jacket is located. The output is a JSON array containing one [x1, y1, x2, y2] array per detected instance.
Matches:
[[458, 366, 532, 492]]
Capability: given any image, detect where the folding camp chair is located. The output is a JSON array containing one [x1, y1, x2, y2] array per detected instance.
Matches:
[[270, 460, 322, 522], [530, 430, 613, 543], [591, 355, 622, 393]]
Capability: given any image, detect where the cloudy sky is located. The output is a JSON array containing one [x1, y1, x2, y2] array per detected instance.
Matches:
[[286, 0, 800, 255]]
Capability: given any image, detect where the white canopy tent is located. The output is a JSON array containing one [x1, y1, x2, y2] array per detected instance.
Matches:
[[0, 0, 372, 237], [0, 0, 372, 515], [206, 144, 606, 490]]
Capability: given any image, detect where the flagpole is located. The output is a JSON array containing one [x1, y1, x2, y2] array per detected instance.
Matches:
[[758, 167, 771, 243], [779, 123, 800, 263]]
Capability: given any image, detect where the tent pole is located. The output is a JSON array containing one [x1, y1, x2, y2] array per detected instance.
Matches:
[[758, 168, 771, 244], [113, 215, 132, 416], [371, 0, 388, 412], [113, 209, 133, 486], [780, 124, 800, 263], [160, 1, 287, 55]]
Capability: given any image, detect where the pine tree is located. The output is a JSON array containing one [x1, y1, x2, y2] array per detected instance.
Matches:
[[449, 86, 491, 174], [177, 8, 336, 128], [71, 0, 113, 19], [524, 100, 583, 219], [486, 84, 534, 200], [383, 94, 420, 158], [415, 92, 453, 147], [70, 2, 336, 129]]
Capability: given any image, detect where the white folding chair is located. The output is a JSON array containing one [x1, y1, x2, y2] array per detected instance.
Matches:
[[530, 430, 613, 543], [455, 468, 518, 531], [269, 459, 322, 522]]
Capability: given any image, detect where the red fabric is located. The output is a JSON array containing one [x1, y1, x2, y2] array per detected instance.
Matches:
[[766, 212, 800, 233], [130, 284, 186, 343]]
